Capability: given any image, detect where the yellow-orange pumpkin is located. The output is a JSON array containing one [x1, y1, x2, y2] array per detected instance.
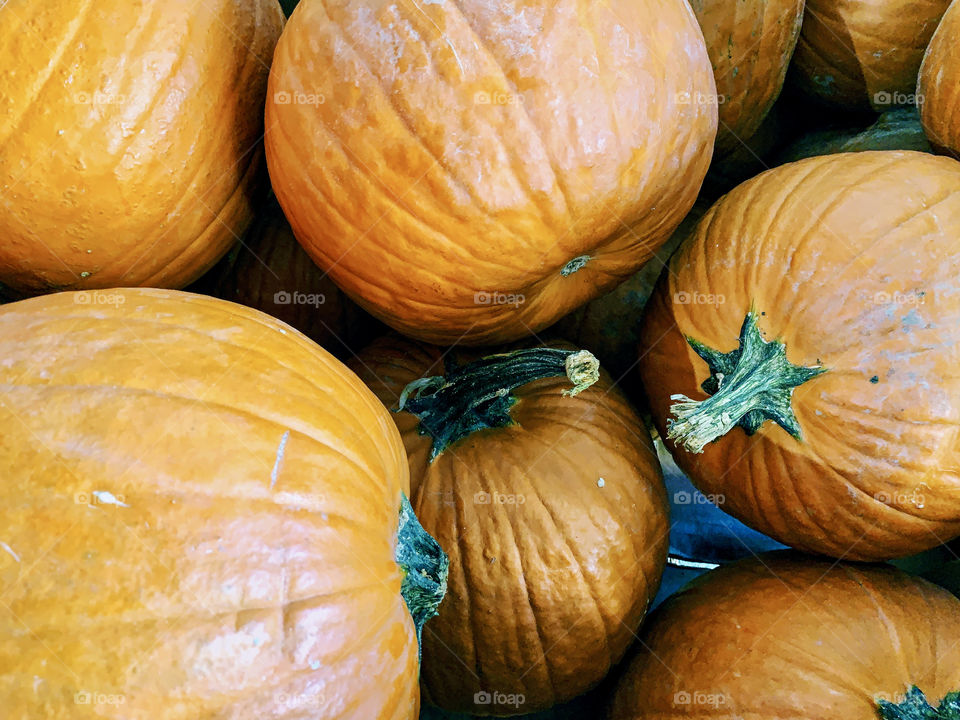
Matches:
[[640, 151, 960, 561], [351, 336, 668, 714], [0, 1, 283, 295], [266, 0, 717, 345], [919, 0, 960, 158], [610, 554, 960, 719], [0, 289, 446, 719], [789, 0, 949, 111]]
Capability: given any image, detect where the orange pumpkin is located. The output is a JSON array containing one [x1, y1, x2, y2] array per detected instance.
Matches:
[[0, 289, 446, 719], [639, 151, 960, 561], [0, 1, 283, 295], [609, 553, 960, 719], [919, 0, 960, 158], [690, 0, 804, 156], [265, 0, 717, 345], [789, 0, 950, 111], [189, 197, 385, 359], [351, 336, 668, 714]]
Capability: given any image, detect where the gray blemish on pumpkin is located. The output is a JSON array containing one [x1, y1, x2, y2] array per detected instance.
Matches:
[[561, 255, 591, 277], [270, 430, 291, 489], [93, 490, 128, 507], [901, 309, 925, 331], [0, 542, 19, 563]]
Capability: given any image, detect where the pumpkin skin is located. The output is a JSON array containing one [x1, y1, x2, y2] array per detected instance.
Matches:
[[609, 553, 960, 719], [919, 0, 960, 158], [265, 0, 717, 345], [789, 0, 950, 111], [0, 1, 283, 295], [0, 289, 443, 720], [189, 197, 385, 359], [639, 151, 960, 561], [350, 336, 669, 715], [690, 0, 804, 156]]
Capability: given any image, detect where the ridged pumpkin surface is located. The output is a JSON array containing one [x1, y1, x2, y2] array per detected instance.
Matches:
[[0, 1, 283, 295], [640, 151, 960, 561], [610, 554, 960, 719], [0, 289, 422, 719], [351, 336, 669, 714], [790, 0, 950, 110], [265, 0, 717, 345], [690, 0, 804, 156], [919, 0, 960, 158]]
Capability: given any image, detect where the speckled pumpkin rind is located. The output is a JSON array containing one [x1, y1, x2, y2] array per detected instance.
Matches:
[[919, 0, 960, 158]]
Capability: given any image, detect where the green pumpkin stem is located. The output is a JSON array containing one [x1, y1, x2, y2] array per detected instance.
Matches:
[[395, 492, 448, 656], [667, 310, 827, 453], [876, 686, 960, 719], [397, 347, 600, 461]]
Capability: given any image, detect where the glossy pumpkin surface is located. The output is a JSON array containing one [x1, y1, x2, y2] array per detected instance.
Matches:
[[0, 289, 437, 719], [919, 0, 960, 158], [640, 151, 960, 561], [351, 336, 669, 714], [610, 554, 960, 719], [0, 1, 283, 295], [266, 0, 717, 345], [790, 0, 949, 111]]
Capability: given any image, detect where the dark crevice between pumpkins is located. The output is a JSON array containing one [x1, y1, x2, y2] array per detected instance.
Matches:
[[876, 686, 960, 719], [396, 347, 600, 461], [667, 309, 828, 453], [395, 492, 448, 658]]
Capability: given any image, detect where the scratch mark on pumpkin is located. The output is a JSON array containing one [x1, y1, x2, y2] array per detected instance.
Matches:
[[409, 0, 465, 76], [0, 542, 19, 563], [271, 431, 291, 489]]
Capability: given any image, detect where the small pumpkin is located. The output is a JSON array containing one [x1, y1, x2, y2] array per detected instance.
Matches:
[[919, 0, 960, 158], [0, 0, 283, 295], [789, 0, 950, 111], [350, 336, 669, 715], [188, 197, 385, 359], [639, 150, 960, 561], [265, 0, 717, 345], [690, 0, 804, 156], [609, 553, 960, 719], [0, 289, 446, 719]]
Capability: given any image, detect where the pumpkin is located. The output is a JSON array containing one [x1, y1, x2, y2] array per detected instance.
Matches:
[[265, 0, 718, 345], [919, 0, 960, 158], [0, 288, 446, 719], [690, 0, 804, 157], [0, 1, 283, 295], [789, 0, 950, 111], [350, 336, 669, 714], [609, 553, 960, 719], [639, 150, 960, 561], [188, 196, 385, 359], [775, 106, 932, 163]]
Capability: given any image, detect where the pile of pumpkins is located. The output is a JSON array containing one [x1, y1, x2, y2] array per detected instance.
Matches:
[[1, 0, 960, 718]]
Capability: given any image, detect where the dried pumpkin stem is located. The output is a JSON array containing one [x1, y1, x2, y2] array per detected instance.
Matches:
[[395, 492, 448, 658], [397, 347, 600, 461], [667, 310, 827, 454], [876, 685, 960, 719]]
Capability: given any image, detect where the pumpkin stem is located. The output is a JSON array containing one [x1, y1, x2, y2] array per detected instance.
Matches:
[[395, 492, 448, 656], [397, 347, 600, 461], [666, 309, 827, 453], [876, 686, 960, 719]]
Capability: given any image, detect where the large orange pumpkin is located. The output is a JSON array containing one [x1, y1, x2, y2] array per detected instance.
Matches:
[[639, 151, 960, 561], [919, 0, 960, 158], [189, 197, 385, 359], [0, 1, 283, 295], [265, 0, 717, 345], [0, 289, 446, 719], [690, 0, 804, 156], [609, 553, 960, 719], [789, 0, 950, 111], [351, 336, 669, 714]]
